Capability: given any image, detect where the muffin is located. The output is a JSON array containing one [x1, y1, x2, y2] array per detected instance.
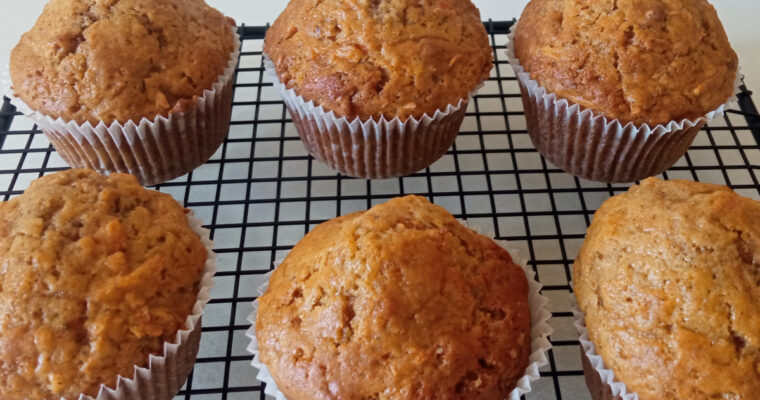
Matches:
[[9, 0, 240, 185], [264, 0, 493, 178], [0, 169, 212, 399], [508, 0, 739, 182], [254, 195, 536, 399], [573, 177, 760, 400]]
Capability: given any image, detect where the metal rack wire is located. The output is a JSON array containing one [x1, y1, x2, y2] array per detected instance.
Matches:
[[2, 20, 760, 400]]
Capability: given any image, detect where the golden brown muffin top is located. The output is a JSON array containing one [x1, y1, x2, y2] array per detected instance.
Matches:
[[256, 195, 531, 400], [514, 0, 738, 125], [574, 178, 760, 400], [264, 0, 493, 121], [10, 0, 236, 125], [0, 169, 207, 399]]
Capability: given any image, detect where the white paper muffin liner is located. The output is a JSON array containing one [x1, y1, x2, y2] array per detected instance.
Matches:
[[1, 29, 241, 186], [245, 235, 552, 400], [74, 212, 217, 400], [263, 55, 479, 179], [571, 297, 637, 400], [505, 22, 742, 183]]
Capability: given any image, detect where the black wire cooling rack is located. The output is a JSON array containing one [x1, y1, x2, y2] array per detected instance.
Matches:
[[2, 20, 760, 400]]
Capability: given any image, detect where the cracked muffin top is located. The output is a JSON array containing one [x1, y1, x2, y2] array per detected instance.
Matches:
[[0, 169, 207, 399], [256, 195, 531, 400], [263, 0, 493, 121], [514, 0, 738, 125], [10, 0, 236, 125], [574, 177, 760, 400]]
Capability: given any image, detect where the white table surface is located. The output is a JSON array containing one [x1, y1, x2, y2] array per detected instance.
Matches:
[[1, 1, 759, 105]]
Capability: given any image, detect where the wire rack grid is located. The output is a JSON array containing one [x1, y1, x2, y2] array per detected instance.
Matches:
[[2, 20, 760, 400]]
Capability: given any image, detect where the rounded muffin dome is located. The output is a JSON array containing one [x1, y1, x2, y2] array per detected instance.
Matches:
[[256, 195, 531, 400], [10, 0, 236, 125], [264, 0, 493, 121], [0, 169, 207, 399], [574, 177, 760, 400], [514, 0, 738, 125]]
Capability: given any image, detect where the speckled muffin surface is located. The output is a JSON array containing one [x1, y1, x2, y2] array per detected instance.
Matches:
[[256, 195, 531, 400], [264, 0, 493, 121], [10, 0, 236, 125], [514, 0, 738, 125], [0, 169, 207, 399], [574, 177, 760, 400]]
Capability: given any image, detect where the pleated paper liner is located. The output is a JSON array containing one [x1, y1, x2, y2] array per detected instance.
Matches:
[[76, 212, 217, 400], [264, 56, 482, 179], [1, 30, 241, 187], [505, 22, 742, 183], [245, 236, 553, 400]]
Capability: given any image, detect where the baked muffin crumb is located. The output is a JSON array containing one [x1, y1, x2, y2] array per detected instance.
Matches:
[[514, 0, 737, 125], [256, 195, 531, 400], [574, 177, 760, 400], [0, 169, 207, 399], [264, 0, 493, 120], [10, 0, 236, 125]]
